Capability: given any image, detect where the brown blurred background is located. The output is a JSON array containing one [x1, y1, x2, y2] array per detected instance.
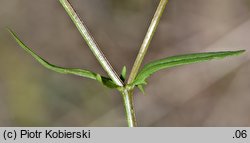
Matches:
[[0, 0, 250, 126]]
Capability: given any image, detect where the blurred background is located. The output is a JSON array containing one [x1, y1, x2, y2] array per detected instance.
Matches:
[[0, 0, 250, 126]]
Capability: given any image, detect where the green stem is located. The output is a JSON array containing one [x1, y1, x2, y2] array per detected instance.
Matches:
[[122, 89, 137, 127], [128, 0, 168, 84], [58, 0, 123, 87]]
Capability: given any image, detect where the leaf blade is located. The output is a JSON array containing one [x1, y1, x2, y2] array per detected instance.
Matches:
[[8, 28, 118, 88], [8, 28, 98, 79], [132, 50, 245, 86]]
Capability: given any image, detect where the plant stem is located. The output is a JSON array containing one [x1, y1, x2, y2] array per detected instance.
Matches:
[[124, 0, 168, 127], [59, 0, 168, 127], [122, 89, 137, 127], [128, 0, 168, 84], [59, 0, 123, 87]]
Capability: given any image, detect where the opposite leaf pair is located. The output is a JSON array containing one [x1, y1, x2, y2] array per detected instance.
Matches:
[[8, 29, 245, 94]]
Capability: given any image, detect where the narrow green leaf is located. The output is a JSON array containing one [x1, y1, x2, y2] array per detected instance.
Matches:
[[8, 28, 118, 88], [132, 50, 245, 86], [120, 66, 127, 82]]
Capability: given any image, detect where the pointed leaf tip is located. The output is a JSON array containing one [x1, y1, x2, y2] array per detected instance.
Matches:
[[137, 85, 145, 94]]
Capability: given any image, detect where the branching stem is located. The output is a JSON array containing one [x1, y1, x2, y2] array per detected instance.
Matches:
[[59, 0, 168, 127]]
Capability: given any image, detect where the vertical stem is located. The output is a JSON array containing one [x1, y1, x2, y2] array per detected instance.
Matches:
[[122, 89, 137, 127], [59, 0, 123, 87], [128, 0, 168, 84]]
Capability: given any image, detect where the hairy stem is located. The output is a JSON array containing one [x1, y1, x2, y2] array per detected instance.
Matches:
[[128, 0, 168, 84], [122, 89, 137, 127], [59, 0, 123, 86]]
